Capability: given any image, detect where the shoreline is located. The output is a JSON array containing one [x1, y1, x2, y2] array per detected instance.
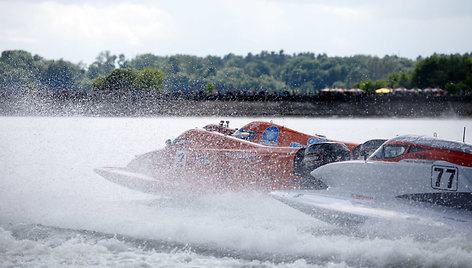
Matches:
[[1, 94, 471, 118]]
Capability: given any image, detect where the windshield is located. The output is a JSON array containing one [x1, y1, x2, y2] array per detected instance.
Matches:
[[370, 144, 408, 159], [232, 128, 257, 141], [169, 138, 189, 146]]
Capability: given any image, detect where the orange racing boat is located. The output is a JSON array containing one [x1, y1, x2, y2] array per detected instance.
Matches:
[[95, 121, 360, 193]]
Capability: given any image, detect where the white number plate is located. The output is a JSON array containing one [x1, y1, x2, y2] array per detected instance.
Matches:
[[174, 151, 187, 169], [431, 165, 458, 191]]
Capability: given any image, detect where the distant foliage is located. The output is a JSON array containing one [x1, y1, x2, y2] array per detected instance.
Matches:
[[92, 67, 165, 91], [94, 68, 138, 91], [136, 67, 166, 91], [411, 54, 472, 94], [1, 49, 471, 95], [0, 50, 86, 91], [352, 54, 472, 94]]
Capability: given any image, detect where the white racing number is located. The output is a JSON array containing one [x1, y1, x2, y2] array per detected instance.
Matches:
[[431, 165, 458, 191], [174, 151, 187, 169]]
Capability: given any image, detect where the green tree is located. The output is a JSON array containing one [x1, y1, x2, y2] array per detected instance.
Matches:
[[0, 50, 45, 89], [95, 68, 138, 91], [91, 76, 105, 91], [86, 51, 117, 79], [128, 53, 165, 70], [386, 72, 411, 88], [206, 82, 214, 95], [136, 67, 166, 91], [244, 61, 271, 77], [214, 67, 248, 90], [445, 81, 468, 95], [255, 74, 286, 92], [43, 59, 82, 90], [1, 50, 35, 69], [411, 54, 472, 92]]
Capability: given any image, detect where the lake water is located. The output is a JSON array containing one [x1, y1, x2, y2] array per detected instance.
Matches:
[[1, 116, 471, 267]]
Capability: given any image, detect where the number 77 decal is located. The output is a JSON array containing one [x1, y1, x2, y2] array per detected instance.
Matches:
[[431, 165, 458, 191]]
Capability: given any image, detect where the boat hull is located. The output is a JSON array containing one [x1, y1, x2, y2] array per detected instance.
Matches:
[[310, 160, 472, 207]]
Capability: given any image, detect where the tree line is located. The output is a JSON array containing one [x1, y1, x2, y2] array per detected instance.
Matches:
[[1, 50, 471, 96], [352, 54, 472, 95]]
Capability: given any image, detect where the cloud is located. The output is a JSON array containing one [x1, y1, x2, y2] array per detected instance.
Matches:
[[221, 0, 290, 34], [38, 2, 173, 45], [0, 0, 471, 63], [0, 1, 173, 62]]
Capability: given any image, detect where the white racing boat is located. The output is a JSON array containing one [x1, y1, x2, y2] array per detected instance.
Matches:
[[271, 135, 472, 231]]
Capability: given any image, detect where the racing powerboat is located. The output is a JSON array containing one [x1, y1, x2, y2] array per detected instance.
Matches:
[[95, 121, 359, 193], [271, 135, 472, 228]]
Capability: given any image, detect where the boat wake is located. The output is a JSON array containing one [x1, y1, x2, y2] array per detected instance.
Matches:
[[2, 223, 345, 266], [2, 189, 472, 267]]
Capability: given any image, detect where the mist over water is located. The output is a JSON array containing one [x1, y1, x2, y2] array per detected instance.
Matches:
[[1, 116, 472, 267]]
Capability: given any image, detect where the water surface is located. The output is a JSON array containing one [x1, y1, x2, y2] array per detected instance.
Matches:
[[1, 116, 471, 267]]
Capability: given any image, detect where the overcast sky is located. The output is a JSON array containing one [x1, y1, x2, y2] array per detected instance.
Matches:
[[1, 0, 471, 65]]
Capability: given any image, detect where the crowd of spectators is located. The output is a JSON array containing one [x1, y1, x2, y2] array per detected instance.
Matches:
[[1, 86, 468, 104]]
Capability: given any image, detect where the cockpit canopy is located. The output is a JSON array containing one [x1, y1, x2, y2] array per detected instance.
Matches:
[[370, 144, 409, 159], [231, 128, 257, 141], [367, 135, 472, 165], [369, 142, 437, 160]]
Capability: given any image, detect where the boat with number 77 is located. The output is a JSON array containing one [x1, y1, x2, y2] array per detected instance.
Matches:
[[271, 135, 472, 230]]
